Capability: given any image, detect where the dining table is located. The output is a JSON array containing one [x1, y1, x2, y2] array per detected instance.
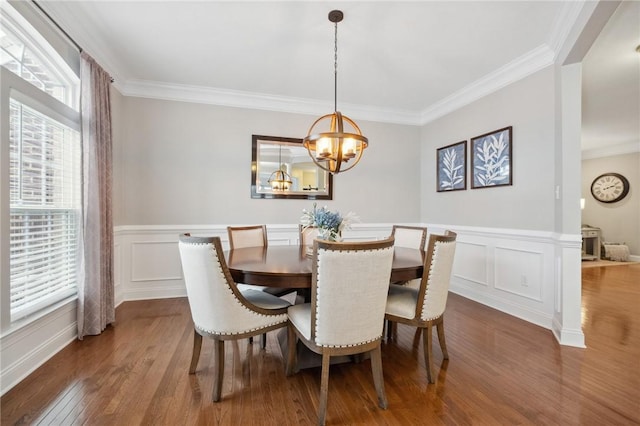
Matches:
[[226, 244, 425, 288]]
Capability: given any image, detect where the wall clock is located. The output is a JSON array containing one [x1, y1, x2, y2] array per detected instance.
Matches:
[[590, 173, 630, 203]]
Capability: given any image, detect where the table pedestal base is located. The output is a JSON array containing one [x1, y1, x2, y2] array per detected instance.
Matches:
[[276, 328, 369, 373]]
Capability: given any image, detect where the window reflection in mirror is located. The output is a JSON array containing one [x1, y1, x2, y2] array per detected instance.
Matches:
[[251, 135, 332, 199]]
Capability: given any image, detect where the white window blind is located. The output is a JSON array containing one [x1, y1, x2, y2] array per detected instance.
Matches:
[[9, 99, 81, 321]]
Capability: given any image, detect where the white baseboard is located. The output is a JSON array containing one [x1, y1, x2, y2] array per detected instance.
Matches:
[[552, 316, 586, 348], [449, 285, 553, 330], [0, 301, 77, 396]]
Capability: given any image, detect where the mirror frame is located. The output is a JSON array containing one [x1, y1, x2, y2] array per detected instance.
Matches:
[[251, 134, 333, 200]]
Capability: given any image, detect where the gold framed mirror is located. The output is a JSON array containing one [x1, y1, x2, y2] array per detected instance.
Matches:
[[251, 135, 333, 200]]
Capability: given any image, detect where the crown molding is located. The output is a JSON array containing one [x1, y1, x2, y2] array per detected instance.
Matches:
[[116, 79, 422, 126], [418, 44, 555, 125], [547, 0, 586, 61], [581, 141, 640, 160], [118, 40, 555, 128]]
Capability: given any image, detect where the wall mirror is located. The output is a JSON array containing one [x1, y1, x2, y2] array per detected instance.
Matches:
[[251, 135, 333, 199]]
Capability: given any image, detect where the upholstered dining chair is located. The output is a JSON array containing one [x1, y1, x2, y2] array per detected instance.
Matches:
[[178, 234, 290, 402], [227, 225, 297, 347], [227, 225, 269, 293], [390, 225, 427, 287], [391, 225, 427, 252], [385, 231, 457, 383], [227, 224, 268, 250], [298, 224, 320, 247], [286, 237, 395, 426], [386, 225, 428, 338]]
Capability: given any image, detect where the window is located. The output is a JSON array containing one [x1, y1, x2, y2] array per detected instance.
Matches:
[[1, 0, 81, 324], [0, 4, 78, 109], [9, 100, 81, 321]]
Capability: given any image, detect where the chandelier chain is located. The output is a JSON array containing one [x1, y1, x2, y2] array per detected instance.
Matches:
[[334, 20, 338, 113]]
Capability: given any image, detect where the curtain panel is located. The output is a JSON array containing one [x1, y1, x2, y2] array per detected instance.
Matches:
[[78, 51, 115, 339]]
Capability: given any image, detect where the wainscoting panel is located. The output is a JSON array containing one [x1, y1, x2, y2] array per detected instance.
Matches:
[[453, 241, 489, 287], [494, 246, 543, 301], [429, 224, 559, 329], [131, 241, 182, 282]]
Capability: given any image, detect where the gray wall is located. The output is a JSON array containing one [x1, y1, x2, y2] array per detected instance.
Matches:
[[111, 95, 421, 226], [420, 67, 557, 231], [582, 152, 640, 255]]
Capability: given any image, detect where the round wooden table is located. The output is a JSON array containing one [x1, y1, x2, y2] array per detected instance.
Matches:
[[226, 245, 424, 288]]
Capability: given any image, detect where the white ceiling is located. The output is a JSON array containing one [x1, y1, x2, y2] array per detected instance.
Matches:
[[37, 1, 639, 155]]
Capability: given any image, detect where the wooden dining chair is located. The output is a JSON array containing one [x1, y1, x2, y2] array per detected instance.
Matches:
[[286, 237, 395, 425], [391, 225, 427, 252], [178, 234, 290, 401], [386, 225, 428, 338], [385, 231, 457, 383], [227, 225, 298, 347], [227, 225, 270, 293], [227, 224, 268, 250], [298, 224, 320, 247]]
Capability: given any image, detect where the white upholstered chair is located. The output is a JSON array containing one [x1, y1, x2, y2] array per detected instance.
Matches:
[[385, 231, 457, 383], [286, 237, 395, 425], [178, 234, 289, 401]]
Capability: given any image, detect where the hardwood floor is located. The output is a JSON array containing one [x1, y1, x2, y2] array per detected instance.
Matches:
[[2, 264, 639, 425]]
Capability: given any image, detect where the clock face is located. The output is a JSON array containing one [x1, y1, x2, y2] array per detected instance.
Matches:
[[590, 173, 630, 203]]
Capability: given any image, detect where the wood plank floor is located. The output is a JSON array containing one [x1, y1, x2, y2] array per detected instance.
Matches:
[[2, 264, 639, 425]]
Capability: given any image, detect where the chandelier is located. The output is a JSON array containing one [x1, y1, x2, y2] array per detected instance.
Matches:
[[303, 10, 368, 175], [267, 145, 293, 191]]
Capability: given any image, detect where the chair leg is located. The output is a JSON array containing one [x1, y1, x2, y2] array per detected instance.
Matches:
[[436, 317, 449, 360], [370, 345, 388, 409], [318, 352, 331, 426], [189, 329, 203, 374], [250, 334, 267, 348], [286, 323, 297, 376], [212, 339, 225, 402], [422, 324, 435, 383], [386, 319, 398, 340]]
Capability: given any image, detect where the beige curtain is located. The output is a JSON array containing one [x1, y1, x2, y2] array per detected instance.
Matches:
[[77, 51, 115, 339]]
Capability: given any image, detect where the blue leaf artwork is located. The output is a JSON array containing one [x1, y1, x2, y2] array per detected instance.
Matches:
[[437, 141, 466, 192], [471, 127, 512, 188]]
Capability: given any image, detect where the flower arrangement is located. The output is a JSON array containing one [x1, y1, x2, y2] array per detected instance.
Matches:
[[300, 203, 359, 242]]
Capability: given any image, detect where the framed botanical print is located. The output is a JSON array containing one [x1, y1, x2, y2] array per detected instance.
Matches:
[[436, 140, 467, 192], [471, 126, 512, 189]]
